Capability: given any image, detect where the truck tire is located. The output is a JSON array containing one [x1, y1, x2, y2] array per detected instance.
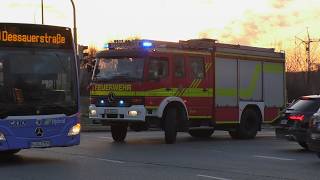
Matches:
[[298, 141, 309, 150], [164, 107, 177, 144], [229, 108, 260, 139], [189, 128, 214, 138], [111, 123, 128, 142]]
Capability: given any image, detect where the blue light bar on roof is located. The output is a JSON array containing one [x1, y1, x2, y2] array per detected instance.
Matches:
[[142, 41, 153, 47]]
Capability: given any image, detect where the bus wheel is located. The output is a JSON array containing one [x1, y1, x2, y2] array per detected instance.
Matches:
[[164, 108, 177, 144], [189, 128, 214, 138], [230, 108, 260, 139], [0, 149, 21, 157], [111, 123, 128, 142]]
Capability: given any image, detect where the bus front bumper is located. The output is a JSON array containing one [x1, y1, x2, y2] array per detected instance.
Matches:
[[0, 134, 80, 151]]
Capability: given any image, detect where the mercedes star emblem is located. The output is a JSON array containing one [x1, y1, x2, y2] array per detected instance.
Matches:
[[108, 92, 116, 102], [35, 127, 44, 137]]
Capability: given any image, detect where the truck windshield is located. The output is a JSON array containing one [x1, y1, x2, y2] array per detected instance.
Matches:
[[0, 48, 78, 118], [93, 57, 144, 82]]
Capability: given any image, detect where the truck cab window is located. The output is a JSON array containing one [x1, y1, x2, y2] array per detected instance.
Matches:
[[173, 56, 185, 78], [148, 58, 168, 80], [190, 57, 204, 79]]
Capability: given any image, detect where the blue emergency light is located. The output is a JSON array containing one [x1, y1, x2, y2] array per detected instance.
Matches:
[[142, 41, 153, 48]]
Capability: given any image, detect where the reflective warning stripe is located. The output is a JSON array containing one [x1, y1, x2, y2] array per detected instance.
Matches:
[[264, 63, 283, 73], [91, 88, 213, 97]]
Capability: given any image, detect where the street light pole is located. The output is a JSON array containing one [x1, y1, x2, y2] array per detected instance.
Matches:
[[41, 0, 44, 24], [70, 0, 77, 54]]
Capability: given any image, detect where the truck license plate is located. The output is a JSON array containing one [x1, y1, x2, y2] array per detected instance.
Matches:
[[280, 119, 288, 125], [105, 109, 118, 114], [30, 141, 50, 148]]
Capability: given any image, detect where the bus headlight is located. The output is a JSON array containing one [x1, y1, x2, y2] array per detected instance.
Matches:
[[68, 123, 81, 136], [0, 132, 6, 141], [89, 109, 97, 116]]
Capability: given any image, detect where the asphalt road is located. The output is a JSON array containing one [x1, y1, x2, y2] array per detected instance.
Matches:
[[1, 129, 320, 180]]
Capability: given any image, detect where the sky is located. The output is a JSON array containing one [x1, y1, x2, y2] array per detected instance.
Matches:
[[1, 0, 320, 52]]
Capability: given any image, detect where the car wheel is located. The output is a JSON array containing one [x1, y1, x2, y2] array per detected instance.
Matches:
[[111, 123, 128, 142], [298, 141, 309, 150], [189, 128, 214, 138], [164, 107, 177, 144]]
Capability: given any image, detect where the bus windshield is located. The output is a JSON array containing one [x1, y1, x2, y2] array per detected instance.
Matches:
[[0, 48, 77, 118], [93, 57, 144, 82]]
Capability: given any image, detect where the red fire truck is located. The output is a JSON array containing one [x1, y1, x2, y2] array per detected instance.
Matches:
[[89, 39, 285, 144]]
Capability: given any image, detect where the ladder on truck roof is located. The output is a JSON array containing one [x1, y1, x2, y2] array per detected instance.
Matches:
[[108, 38, 285, 59]]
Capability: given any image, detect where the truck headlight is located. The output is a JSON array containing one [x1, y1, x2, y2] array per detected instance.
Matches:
[[128, 110, 140, 117], [68, 123, 81, 136], [0, 132, 6, 141], [89, 109, 97, 116]]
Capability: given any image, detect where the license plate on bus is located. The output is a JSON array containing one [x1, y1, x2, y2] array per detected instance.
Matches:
[[30, 141, 51, 148], [105, 109, 118, 114], [280, 119, 288, 125]]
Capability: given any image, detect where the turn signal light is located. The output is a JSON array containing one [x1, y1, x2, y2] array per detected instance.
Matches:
[[288, 115, 304, 121]]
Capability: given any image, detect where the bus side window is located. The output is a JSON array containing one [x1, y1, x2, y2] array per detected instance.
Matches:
[[148, 58, 168, 80], [189, 56, 205, 79], [173, 56, 185, 78]]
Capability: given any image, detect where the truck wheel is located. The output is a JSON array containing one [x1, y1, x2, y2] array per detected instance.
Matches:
[[229, 108, 260, 139], [189, 128, 214, 138], [317, 152, 320, 159], [164, 108, 177, 144], [298, 141, 309, 150], [111, 123, 128, 142]]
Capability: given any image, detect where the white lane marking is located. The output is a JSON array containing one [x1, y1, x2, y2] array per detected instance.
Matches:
[[197, 174, 232, 180], [98, 136, 113, 140], [95, 158, 124, 164], [77, 155, 124, 164], [253, 155, 295, 161]]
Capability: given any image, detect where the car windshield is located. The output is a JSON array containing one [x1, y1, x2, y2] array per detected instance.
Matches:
[[288, 99, 320, 112], [93, 57, 144, 82], [0, 48, 77, 118]]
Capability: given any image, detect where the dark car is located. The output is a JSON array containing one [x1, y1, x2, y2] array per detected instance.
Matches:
[[307, 110, 320, 157], [275, 95, 320, 150]]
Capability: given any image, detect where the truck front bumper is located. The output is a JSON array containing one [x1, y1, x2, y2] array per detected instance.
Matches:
[[89, 105, 147, 122]]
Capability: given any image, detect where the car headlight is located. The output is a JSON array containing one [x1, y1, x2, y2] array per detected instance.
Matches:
[[68, 123, 81, 136], [0, 132, 6, 141]]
